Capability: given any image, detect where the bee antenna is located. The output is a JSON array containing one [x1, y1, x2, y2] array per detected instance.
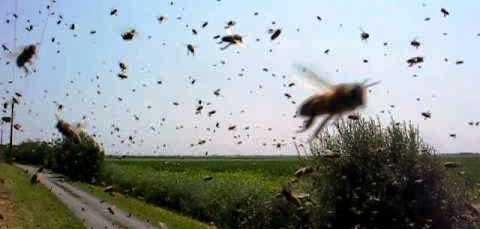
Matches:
[[364, 80, 381, 88]]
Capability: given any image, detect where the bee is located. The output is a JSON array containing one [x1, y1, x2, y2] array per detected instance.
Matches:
[[421, 111, 431, 119], [117, 73, 128, 79], [225, 20, 236, 29], [110, 8, 118, 16], [119, 62, 127, 72], [218, 27, 244, 50], [157, 16, 167, 24], [406, 56, 424, 67], [186, 44, 196, 55], [55, 116, 82, 143], [1, 44, 10, 52], [14, 123, 22, 131], [16, 44, 37, 74], [294, 166, 314, 177], [441, 8, 450, 17], [360, 28, 370, 41], [295, 66, 379, 140], [121, 29, 136, 41], [270, 29, 282, 40], [410, 38, 421, 48]]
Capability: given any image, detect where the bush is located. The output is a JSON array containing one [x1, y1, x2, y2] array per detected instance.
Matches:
[[12, 131, 104, 183], [50, 132, 104, 182], [12, 140, 53, 165], [298, 118, 476, 229]]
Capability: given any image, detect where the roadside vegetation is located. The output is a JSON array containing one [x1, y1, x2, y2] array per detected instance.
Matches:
[[10, 118, 480, 228], [0, 163, 84, 229], [75, 182, 212, 229]]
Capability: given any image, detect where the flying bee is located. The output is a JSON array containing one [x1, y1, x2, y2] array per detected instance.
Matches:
[[186, 44, 196, 55], [218, 26, 245, 50], [119, 62, 127, 72], [225, 20, 236, 29], [295, 65, 379, 141], [110, 8, 118, 16], [359, 28, 370, 41], [270, 28, 282, 40], [54, 115, 83, 143], [121, 29, 136, 41], [410, 38, 421, 48], [16, 44, 37, 74], [407, 56, 424, 67], [117, 73, 128, 79], [441, 8, 450, 17]]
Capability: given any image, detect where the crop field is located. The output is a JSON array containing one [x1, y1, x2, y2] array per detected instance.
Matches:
[[99, 154, 480, 227]]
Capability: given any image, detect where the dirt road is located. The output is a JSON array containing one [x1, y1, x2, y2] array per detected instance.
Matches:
[[16, 164, 161, 229]]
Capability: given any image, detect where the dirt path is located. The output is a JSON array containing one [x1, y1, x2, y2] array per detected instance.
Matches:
[[15, 164, 161, 229]]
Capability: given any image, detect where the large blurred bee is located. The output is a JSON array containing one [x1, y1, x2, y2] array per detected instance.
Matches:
[[54, 114, 85, 143], [295, 65, 379, 140]]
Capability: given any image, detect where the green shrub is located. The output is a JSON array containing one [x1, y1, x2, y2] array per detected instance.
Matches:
[[12, 140, 53, 165], [13, 131, 104, 183], [51, 132, 104, 182], [299, 118, 475, 229]]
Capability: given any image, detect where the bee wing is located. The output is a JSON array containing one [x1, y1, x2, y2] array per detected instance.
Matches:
[[225, 26, 234, 35], [293, 64, 333, 91], [72, 121, 88, 133], [234, 39, 246, 48]]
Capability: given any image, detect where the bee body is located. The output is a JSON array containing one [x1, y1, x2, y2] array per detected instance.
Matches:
[[299, 83, 366, 118]]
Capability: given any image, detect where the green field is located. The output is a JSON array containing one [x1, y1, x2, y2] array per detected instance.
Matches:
[[98, 155, 480, 227], [100, 157, 303, 227]]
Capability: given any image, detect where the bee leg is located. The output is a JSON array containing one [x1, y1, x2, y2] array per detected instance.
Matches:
[[297, 117, 315, 133], [309, 114, 334, 141], [220, 43, 232, 50]]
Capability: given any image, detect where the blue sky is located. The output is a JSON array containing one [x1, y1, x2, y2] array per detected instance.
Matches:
[[0, 0, 479, 155]]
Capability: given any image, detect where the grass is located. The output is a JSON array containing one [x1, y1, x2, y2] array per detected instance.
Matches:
[[74, 182, 212, 229], [0, 163, 84, 229], [442, 154, 480, 202]]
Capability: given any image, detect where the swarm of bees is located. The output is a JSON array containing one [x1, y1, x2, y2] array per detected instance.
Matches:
[[295, 66, 379, 140]]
